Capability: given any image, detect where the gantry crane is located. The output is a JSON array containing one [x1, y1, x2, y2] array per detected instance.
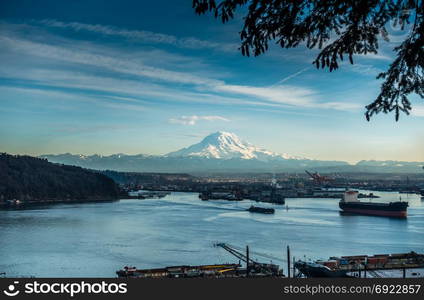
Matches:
[[215, 243, 282, 276], [305, 170, 334, 185]]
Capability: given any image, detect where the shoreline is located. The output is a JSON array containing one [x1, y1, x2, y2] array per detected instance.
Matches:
[[0, 197, 119, 210]]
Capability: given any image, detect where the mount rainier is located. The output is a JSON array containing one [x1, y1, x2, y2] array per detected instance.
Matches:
[[41, 132, 423, 173], [166, 131, 302, 160]]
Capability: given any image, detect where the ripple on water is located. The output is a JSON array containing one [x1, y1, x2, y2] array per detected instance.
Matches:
[[0, 191, 422, 277]]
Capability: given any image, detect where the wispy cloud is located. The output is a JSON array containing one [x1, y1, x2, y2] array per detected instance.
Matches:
[[0, 21, 361, 113], [357, 52, 392, 61], [214, 84, 316, 107], [169, 115, 230, 125], [320, 101, 362, 111], [349, 63, 384, 76], [0, 86, 147, 112], [213, 84, 360, 111], [411, 105, 424, 117], [38, 19, 238, 52], [0, 35, 222, 86]]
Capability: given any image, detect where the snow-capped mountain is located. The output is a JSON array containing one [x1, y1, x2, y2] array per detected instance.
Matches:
[[40, 132, 423, 173], [166, 131, 300, 161]]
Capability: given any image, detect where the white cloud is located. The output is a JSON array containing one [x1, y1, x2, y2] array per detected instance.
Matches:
[[213, 84, 360, 111], [169, 115, 230, 125], [349, 63, 384, 76], [320, 101, 362, 111], [0, 22, 361, 113], [38, 19, 237, 52], [214, 84, 316, 107], [0, 35, 223, 86]]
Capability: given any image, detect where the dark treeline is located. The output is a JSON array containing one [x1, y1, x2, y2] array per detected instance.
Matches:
[[0, 153, 120, 203], [100, 170, 195, 185]]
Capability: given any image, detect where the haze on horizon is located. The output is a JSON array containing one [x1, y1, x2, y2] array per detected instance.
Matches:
[[1, 0, 423, 165]]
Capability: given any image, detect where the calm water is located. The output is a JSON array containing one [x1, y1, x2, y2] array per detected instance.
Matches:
[[0, 191, 423, 277]]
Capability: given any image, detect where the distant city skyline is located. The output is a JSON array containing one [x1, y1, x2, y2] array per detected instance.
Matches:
[[1, 0, 423, 164]]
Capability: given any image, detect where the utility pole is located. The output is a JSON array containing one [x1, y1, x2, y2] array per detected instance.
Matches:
[[287, 245, 291, 278], [364, 257, 367, 278], [246, 245, 250, 278]]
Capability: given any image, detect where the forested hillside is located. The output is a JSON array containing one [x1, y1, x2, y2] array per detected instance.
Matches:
[[0, 153, 119, 203], [101, 170, 195, 184]]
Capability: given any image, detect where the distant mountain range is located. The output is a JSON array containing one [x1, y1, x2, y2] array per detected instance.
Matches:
[[41, 131, 424, 173]]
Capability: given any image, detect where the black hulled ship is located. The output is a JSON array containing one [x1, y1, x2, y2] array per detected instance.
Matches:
[[339, 190, 408, 218]]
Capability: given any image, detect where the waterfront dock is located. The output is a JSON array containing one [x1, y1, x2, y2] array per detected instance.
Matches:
[[295, 252, 424, 278], [117, 243, 283, 278]]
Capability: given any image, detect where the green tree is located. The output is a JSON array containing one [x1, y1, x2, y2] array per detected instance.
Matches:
[[192, 0, 423, 120]]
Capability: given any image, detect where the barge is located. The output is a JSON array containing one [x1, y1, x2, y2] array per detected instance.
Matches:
[[117, 264, 242, 278], [118, 243, 283, 278], [199, 192, 242, 201]]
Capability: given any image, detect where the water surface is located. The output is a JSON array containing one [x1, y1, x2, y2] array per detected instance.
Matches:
[[0, 191, 422, 277]]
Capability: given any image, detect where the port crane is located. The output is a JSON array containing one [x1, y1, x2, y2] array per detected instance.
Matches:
[[214, 243, 281, 276], [305, 170, 334, 185]]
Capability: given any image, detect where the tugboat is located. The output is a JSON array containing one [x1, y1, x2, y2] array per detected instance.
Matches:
[[339, 190, 408, 218], [247, 205, 275, 214]]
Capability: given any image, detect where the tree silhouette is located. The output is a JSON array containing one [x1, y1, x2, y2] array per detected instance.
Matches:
[[192, 0, 423, 121], [0, 153, 119, 202]]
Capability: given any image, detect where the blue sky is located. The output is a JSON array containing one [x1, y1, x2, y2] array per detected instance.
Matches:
[[0, 0, 423, 163]]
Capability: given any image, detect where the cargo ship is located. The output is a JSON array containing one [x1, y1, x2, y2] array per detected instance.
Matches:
[[339, 190, 408, 218], [295, 252, 424, 278], [247, 205, 275, 214]]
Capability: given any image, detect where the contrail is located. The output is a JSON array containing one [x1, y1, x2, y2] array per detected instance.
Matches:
[[273, 66, 311, 86]]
